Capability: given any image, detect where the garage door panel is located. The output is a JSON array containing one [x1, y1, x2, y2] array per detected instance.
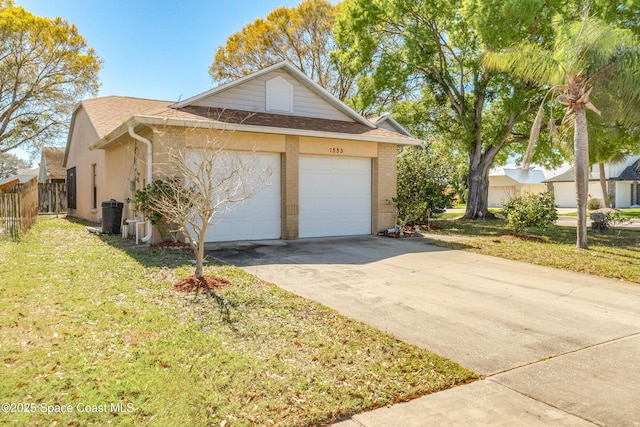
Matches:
[[300, 156, 371, 238], [199, 152, 281, 242]]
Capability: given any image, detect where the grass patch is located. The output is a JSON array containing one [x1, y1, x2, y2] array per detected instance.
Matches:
[[562, 208, 640, 218], [0, 216, 475, 426], [426, 218, 640, 283]]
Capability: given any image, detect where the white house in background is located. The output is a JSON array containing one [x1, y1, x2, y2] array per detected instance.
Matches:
[[487, 165, 560, 207], [544, 155, 640, 208]]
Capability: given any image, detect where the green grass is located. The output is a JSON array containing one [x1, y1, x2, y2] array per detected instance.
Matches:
[[561, 208, 640, 218], [0, 217, 475, 426], [425, 218, 640, 283]]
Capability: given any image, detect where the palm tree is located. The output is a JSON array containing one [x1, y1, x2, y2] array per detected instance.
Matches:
[[484, 15, 640, 249]]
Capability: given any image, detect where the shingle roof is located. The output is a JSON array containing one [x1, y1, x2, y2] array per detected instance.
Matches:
[[148, 105, 413, 140], [79, 96, 417, 145], [615, 159, 640, 181], [80, 96, 173, 138], [491, 167, 547, 184], [544, 167, 600, 182], [41, 147, 66, 180]]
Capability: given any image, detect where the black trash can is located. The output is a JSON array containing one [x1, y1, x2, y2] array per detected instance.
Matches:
[[102, 199, 124, 235]]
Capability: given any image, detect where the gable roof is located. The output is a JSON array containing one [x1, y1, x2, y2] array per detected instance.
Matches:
[[40, 147, 66, 181], [543, 167, 600, 183], [64, 96, 174, 167], [74, 63, 422, 154], [615, 158, 640, 181], [368, 114, 414, 138], [78, 96, 174, 138], [490, 167, 547, 184], [173, 62, 374, 129]]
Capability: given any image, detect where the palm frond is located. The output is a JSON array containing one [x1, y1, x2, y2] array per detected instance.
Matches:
[[522, 101, 545, 171], [483, 44, 562, 86]]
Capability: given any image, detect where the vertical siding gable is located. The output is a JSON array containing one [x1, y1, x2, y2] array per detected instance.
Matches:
[[191, 70, 352, 122]]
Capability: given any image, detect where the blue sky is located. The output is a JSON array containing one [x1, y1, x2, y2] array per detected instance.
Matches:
[[13, 0, 309, 163], [16, 0, 307, 101]]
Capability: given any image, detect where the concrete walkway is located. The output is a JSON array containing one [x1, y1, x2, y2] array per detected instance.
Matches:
[[207, 236, 640, 426]]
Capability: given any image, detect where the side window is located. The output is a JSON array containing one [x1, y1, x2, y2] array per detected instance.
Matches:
[[92, 163, 97, 210], [66, 167, 76, 209]]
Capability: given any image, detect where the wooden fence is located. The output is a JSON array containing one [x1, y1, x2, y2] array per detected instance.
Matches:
[[38, 182, 67, 213], [0, 177, 39, 240]]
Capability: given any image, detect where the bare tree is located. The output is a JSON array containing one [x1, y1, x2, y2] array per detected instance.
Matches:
[[144, 137, 273, 279]]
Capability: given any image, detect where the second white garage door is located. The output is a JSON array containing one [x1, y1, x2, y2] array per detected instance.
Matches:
[[299, 155, 371, 238]]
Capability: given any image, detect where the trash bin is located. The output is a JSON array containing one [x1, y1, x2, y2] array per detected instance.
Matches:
[[102, 199, 124, 235]]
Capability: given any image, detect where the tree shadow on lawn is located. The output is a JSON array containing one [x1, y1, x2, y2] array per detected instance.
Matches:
[[63, 216, 237, 321], [63, 216, 208, 269]]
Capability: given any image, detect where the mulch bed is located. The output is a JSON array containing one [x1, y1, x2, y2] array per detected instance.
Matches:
[[173, 275, 232, 292], [151, 241, 191, 251]]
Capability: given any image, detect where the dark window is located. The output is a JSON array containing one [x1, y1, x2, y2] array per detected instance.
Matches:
[[67, 167, 76, 209], [92, 164, 97, 210]]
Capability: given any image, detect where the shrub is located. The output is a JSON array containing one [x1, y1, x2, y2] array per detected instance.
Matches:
[[395, 147, 455, 224], [587, 197, 603, 210], [502, 192, 558, 234]]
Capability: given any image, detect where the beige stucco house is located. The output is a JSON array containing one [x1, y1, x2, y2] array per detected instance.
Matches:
[[63, 62, 421, 243]]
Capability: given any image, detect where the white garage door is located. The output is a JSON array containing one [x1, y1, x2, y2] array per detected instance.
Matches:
[[488, 186, 517, 207], [299, 155, 371, 238], [201, 152, 281, 242]]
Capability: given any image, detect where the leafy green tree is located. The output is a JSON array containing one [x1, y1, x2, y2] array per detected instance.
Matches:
[[209, 0, 354, 100], [484, 15, 640, 248], [0, 151, 30, 178], [395, 146, 455, 224], [0, 1, 101, 153], [333, 0, 569, 222]]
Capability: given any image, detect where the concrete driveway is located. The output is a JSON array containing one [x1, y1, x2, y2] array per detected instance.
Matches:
[[207, 236, 640, 426]]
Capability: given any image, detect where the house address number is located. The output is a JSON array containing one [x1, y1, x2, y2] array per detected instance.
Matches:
[[329, 147, 344, 154]]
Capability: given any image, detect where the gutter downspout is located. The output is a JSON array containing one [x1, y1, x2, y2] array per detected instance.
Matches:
[[128, 124, 153, 243]]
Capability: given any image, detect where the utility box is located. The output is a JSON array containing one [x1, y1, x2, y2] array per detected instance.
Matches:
[[102, 199, 123, 235]]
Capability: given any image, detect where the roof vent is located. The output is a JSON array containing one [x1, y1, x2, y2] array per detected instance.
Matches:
[[266, 76, 293, 113]]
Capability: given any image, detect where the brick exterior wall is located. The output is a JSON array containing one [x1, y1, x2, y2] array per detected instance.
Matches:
[[372, 143, 397, 233], [282, 135, 299, 239]]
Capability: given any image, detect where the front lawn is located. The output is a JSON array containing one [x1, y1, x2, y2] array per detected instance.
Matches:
[[425, 219, 640, 283], [0, 217, 474, 426]]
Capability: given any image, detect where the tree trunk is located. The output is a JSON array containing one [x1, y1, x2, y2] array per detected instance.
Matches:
[[194, 228, 206, 279], [464, 157, 493, 220], [598, 162, 608, 207], [574, 107, 589, 249]]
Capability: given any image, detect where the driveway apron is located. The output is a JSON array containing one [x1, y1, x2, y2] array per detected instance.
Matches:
[[207, 236, 640, 426]]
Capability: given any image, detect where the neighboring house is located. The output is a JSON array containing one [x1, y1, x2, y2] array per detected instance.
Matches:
[[368, 114, 413, 137], [487, 166, 553, 207], [39, 147, 66, 184], [0, 168, 38, 189], [38, 147, 67, 213], [544, 155, 640, 208], [64, 62, 421, 243]]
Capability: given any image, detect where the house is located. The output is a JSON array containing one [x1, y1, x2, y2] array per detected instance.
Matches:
[[0, 168, 38, 189], [63, 62, 422, 243], [38, 147, 66, 184], [487, 166, 555, 207], [367, 114, 413, 137], [544, 155, 640, 208], [38, 147, 67, 213]]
